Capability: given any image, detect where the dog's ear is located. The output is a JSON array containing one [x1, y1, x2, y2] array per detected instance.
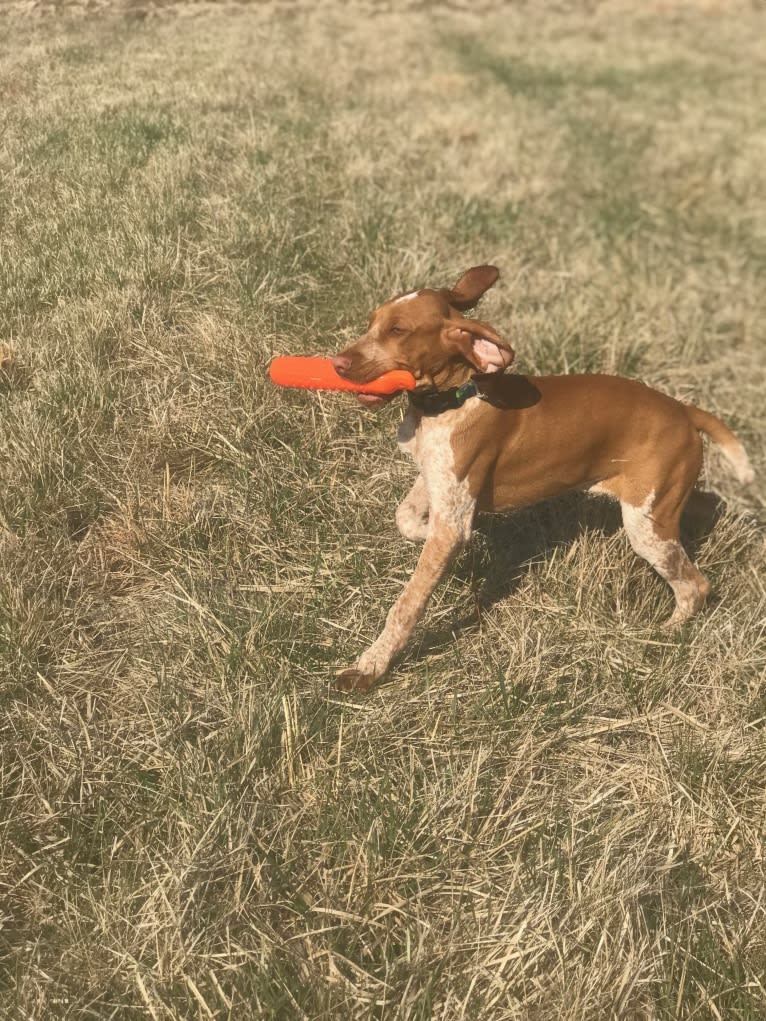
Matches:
[[443, 317, 514, 373], [442, 265, 499, 311]]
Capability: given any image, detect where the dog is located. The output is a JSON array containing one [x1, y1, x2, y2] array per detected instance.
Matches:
[[330, 265, 754, 692]]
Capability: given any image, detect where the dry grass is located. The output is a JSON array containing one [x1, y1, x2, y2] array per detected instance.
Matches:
[[0, 2, 765, 1018]]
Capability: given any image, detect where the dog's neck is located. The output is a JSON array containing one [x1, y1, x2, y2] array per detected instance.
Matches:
[[408, 378, 487, 417]]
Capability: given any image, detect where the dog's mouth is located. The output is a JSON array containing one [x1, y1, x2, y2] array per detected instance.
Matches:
[[356, 380, 443, 410], [333, 354, 418, 409], [355, 392, 396, 409]]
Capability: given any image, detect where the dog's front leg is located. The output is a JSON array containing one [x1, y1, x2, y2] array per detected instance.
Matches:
[[336, 515, 470, 693]]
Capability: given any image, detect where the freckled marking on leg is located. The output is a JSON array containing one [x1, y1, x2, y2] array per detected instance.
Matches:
[[352, 407, 477, 681], [357, 517, 465, 677], [660, 547, 711, 626], [621, 490, 710, 625]]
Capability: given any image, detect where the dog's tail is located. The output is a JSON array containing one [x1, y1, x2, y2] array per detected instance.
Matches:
[[688, 406, 754, 485]]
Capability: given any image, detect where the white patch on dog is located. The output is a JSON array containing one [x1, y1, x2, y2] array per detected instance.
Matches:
[[718, 439, 755, 485], [621, 490, 663, 561], [394, 291, 420, 304], [587, 481, 617, 499]]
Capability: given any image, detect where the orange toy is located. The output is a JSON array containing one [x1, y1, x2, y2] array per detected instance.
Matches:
[[269, 356, 416, 396]]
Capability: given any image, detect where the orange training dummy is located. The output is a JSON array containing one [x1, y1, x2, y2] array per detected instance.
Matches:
[[269, 356, 416, 396]]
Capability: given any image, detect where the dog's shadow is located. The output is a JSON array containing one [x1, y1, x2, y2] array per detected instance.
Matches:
[[410, 488, 730, 661]]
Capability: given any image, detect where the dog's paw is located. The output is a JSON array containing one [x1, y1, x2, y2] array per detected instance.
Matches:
[[335, 669, 377, 693]]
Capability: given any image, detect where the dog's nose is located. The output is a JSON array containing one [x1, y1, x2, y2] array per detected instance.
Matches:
[[331, 354, 353, 377]]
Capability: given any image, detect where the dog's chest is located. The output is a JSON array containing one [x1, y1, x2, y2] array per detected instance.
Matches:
[[397, 403, 481, 483], [397, 407, 450, 468], [398, 404, 479, 526]]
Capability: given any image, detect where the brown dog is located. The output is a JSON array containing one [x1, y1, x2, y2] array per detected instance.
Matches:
[[331, 266, 754, 692]]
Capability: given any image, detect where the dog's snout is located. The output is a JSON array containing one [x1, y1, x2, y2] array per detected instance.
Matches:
[[331, 354, 353, 377]]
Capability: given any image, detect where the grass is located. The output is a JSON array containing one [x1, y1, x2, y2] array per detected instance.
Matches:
[[0, 1, 765, 1018]]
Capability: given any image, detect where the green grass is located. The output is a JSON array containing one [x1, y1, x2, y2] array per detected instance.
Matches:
[[0, 2, 765, 1018]]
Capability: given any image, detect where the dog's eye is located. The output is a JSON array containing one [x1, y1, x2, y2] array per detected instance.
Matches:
[[389, 325, 406, 335]]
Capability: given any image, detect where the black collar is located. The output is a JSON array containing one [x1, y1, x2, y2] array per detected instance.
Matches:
[[408, 379, 486, 417]]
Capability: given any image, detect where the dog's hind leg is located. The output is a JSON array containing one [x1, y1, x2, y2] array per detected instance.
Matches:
[[621, 490, 711, 627]]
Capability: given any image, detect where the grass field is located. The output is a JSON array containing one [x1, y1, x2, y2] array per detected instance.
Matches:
[[1, 2, 765, 1018]]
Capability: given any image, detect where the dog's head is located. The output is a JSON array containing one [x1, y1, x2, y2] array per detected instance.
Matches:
[[332, 265, 514, 408]]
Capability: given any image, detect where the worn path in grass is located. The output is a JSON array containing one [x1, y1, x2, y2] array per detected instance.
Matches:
[[0, 3, 765, 1018]]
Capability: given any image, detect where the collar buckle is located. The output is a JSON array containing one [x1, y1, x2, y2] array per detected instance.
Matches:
[[453, 380, 475, 404]]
